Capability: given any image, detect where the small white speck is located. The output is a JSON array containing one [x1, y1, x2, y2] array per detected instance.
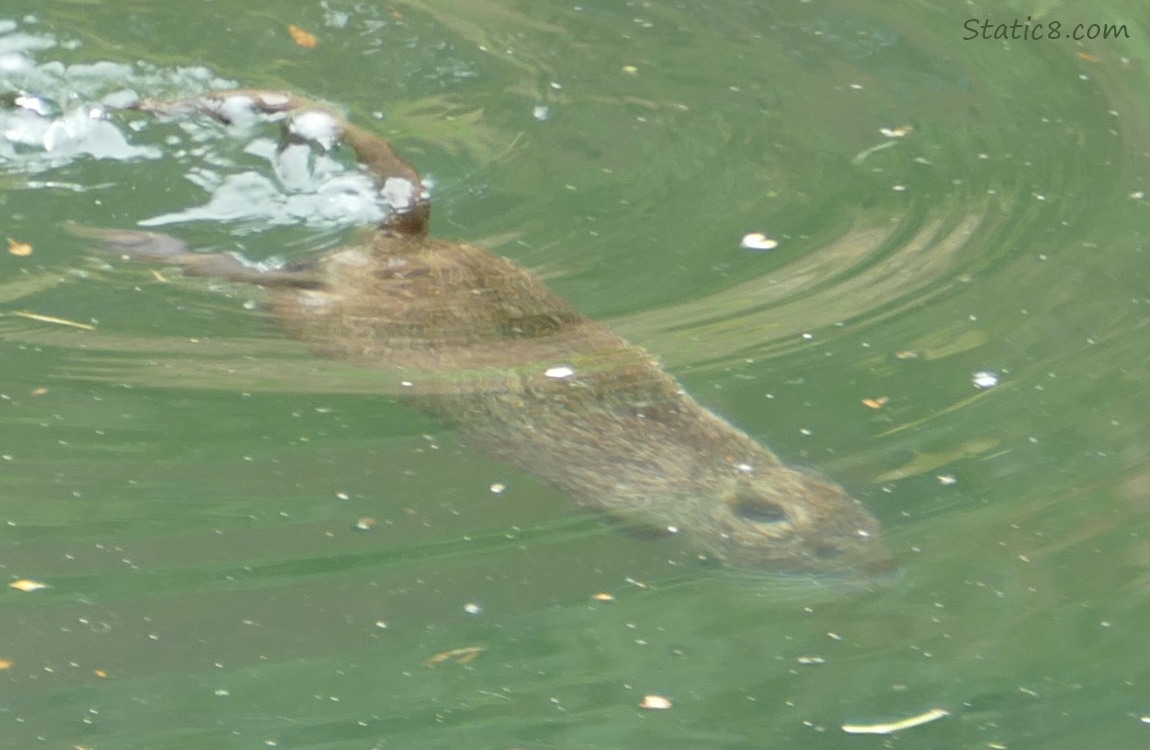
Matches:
[[973, 371, 1000, 389], [938, 474, 958, 486], [545, 366, 575, 379], [489, 483, 506, 494], [464, 602, 483, 615], [740, 232, 778, 251], [532, 105, 550, 121]]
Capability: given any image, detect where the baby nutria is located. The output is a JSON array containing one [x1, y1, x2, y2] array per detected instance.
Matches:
[[75, 89, 889, 573]]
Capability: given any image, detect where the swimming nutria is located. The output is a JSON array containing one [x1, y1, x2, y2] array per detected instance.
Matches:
[[74, 89, 889, 573]]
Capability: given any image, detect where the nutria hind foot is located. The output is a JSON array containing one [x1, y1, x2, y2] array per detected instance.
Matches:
[[68, 224, 324, 289]]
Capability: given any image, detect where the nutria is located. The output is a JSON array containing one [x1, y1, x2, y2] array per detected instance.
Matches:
[[73, 89, 889, 573]]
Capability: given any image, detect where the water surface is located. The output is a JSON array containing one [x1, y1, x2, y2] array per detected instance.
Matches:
[[2, 1, 1149, 748]]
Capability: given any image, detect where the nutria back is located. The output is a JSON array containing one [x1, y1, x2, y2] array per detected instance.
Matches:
[[76, 89, 890, 574]]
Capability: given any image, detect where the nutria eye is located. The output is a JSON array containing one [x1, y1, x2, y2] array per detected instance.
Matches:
[[732, 499, 789, 525]]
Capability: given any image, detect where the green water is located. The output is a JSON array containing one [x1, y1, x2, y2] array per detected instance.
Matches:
[[2, 1, 1149, 748]]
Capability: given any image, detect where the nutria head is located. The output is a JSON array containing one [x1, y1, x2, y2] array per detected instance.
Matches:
[[692, 464, 890, 574]]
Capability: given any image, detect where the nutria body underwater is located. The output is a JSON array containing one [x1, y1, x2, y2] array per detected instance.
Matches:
[[74, 89, 889, 573]]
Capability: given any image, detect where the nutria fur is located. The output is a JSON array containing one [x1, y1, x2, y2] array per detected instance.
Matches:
[[76, 89, 889, 573]]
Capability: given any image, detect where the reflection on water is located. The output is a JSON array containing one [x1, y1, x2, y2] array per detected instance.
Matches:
[[3, 2, 1150, 748]]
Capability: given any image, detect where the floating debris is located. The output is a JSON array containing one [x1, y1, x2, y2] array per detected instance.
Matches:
[[880, 125, 914, 138], [489, 482, 506, 494], [11, 310, 96, 331], [288, 24, 318, 48], [796, 656, 826, 665], [862, 397, 889, 410], [463, 602, 483, 615], [972, 370, 1000, 389], [425, 645, 486, 667], [7, 238, 33, 257], [937, 474, 958, 486], [740, 232, 778, 251], [639, 694, 672, 710], [851, 139, 898, 164], [544, 365, 575, 379], [842, 707, 949, 735], [591, 592, 616, 602], [9, 579, 48, 592], [353, 517, 377, 531]]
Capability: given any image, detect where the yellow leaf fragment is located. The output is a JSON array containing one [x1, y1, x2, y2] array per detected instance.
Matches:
[[862, 397, 889, 409], [842, 708, 949, 735], [880, 124, 914, 138], [11, 310, 96, 331], [7, 237, 33, 256], [9, 579, 49, 592], [288, 24, 318, 48], [425, 645, 486, 667], [591, 592, 616, 602], [0, 658, 13, 670]]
